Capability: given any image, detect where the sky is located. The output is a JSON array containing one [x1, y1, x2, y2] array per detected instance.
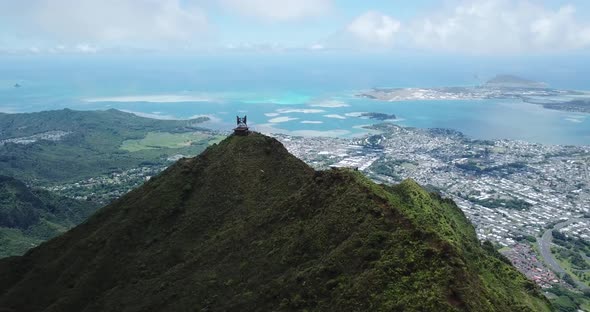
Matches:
[[1, 0, 590, 55]]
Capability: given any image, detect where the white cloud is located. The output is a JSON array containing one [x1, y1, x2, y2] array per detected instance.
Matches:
[[220, 0, 332, 21], [408, 0, 590, 53], [224, 42, 287, 52], [0, 0, 208, 46], [346, 11, 401, 47], [75, 44, 98, 53], [301, 120, 323, 124], [309, 43, 325, 50], [326, 1, 590, 53], [265, 113, 281, 117], [4, 0, 590, 54]]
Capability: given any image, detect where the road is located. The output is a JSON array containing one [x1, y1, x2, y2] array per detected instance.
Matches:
[[537, 218, 589, 290]]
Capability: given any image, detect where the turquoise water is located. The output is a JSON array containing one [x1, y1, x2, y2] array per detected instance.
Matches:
[[1, 54, 589, 145]]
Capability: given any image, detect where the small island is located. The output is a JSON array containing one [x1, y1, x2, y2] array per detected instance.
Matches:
[[360, 112, 397, 121], [14, 83, 21, 88]]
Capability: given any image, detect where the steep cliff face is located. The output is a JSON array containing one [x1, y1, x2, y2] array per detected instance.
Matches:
[[0, 133, 550, 312]]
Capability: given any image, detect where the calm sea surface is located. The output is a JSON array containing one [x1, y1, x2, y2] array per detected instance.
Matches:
[[1, 54, 589, 145]]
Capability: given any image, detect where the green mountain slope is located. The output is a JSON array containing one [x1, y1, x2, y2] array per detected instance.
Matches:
[[0, 175, 98, 257], [0, 133, 550, 311], [0, 108, 215, 184]]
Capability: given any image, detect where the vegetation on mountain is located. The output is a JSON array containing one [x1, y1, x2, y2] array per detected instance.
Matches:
[[0, 175, 98, 257], [0, 109, 217, 185], [0, 133, 550, 311], [546, 286, 590, 312]]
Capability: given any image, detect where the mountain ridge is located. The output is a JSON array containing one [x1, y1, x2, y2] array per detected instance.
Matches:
[[0, 175, 98, 257], [0, 133, 550, 311], [0, 108, 214, 185]]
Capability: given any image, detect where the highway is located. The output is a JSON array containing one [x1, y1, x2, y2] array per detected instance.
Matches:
[[537, 218, 589, 290]]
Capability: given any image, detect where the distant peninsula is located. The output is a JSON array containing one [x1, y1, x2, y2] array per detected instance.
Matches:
[[357, 74, 590, 114]]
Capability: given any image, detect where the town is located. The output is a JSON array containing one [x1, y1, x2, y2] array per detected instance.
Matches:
[[0, 130, 71, 146], [41, 165, 165, 203], [275, 123, 590, 290]]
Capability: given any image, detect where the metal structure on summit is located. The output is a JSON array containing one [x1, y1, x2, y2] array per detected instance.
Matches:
[[234, 115, 250, 135]]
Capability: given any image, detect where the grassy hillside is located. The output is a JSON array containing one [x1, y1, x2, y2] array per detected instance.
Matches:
[[0, 109, 219, 185], [0, 133, 550, 311], [0, 175, 98, 257]]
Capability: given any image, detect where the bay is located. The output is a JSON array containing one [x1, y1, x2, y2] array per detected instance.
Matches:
[[1, 54, 589, 145]]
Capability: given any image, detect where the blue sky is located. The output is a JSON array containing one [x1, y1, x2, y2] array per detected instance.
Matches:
[[1, 0, 590, 55]]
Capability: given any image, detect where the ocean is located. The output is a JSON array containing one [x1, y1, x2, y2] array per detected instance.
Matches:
[[1, 53, 589, 145]]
